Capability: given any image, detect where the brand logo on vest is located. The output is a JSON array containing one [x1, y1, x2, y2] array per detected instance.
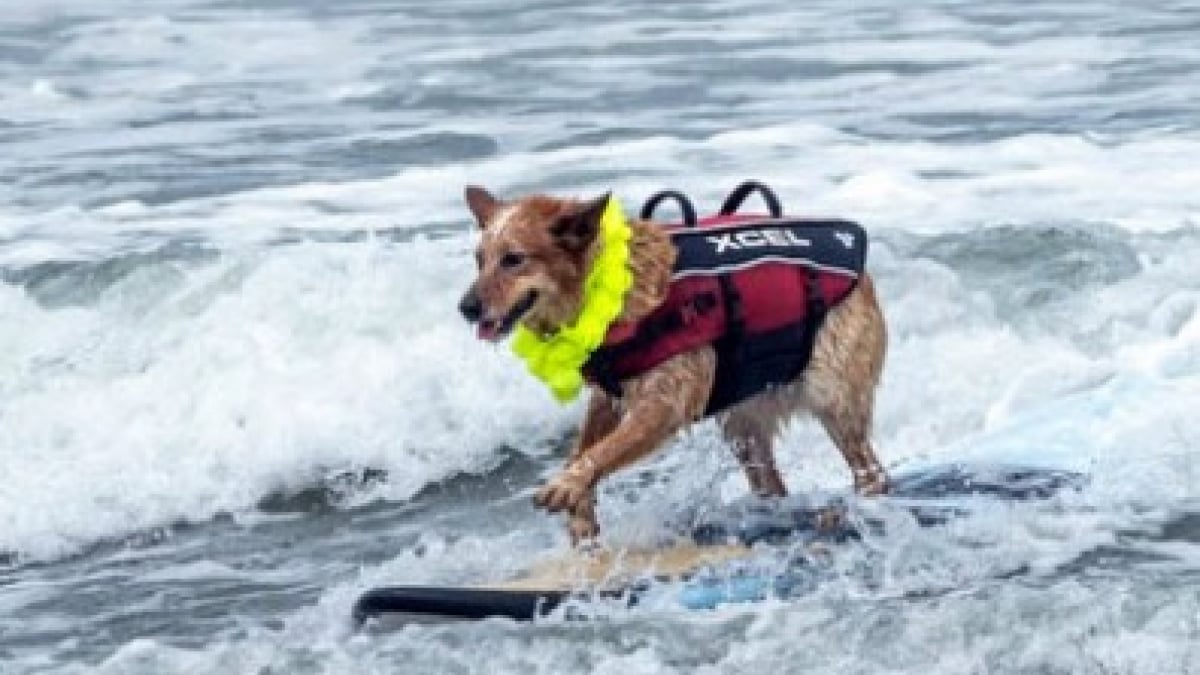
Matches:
[[708, 228, 811, 254]]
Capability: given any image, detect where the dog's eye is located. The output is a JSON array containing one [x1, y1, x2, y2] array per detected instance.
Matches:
[[499, 252, 526, 270]]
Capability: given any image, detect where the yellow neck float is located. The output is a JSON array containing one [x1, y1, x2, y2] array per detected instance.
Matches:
[[511, 197, 633, 402]]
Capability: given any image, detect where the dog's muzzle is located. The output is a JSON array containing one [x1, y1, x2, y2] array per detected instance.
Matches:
[[458, 286, 484, 323], [461, 287, 538, 342]]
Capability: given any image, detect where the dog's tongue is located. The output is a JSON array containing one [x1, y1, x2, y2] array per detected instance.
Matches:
[[477, 320, 502, 342]]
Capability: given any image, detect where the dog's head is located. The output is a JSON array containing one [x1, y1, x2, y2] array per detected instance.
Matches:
[[458, 186, 610, 341]]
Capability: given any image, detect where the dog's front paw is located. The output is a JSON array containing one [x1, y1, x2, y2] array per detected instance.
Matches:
[[534, 462, 596, 513], [568, 513, 600, 546], [567, 493, 600, 546]]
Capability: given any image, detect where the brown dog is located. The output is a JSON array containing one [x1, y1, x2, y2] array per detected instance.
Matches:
[[458, 186, 888, 544]]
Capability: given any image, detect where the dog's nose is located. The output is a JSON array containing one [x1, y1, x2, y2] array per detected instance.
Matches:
[[458, 289, 483, 323]]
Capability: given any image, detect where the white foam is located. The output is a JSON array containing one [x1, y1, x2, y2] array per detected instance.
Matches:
[[0, 238, 576, 559], [4, 175, 1200, 561]]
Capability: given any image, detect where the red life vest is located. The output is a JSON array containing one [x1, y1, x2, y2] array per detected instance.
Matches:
[[582, 182, 867, 416]]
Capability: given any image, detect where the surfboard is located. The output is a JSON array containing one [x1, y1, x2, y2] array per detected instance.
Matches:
[[353, 543, 752, 624], [353, 461, 1086, 626]]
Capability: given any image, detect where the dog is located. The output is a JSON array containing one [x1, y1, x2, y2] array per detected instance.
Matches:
[[458, 185, 888, 544]]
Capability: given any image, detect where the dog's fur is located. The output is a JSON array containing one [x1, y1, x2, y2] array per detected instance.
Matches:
[[459, 187, 888, 544]]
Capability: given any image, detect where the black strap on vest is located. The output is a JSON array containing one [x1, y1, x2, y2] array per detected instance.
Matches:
[[702, 273, 747, 415], [640, 190, 698, 227], [719, 180, 783, 218], [795, 268, 828, 372], [805, 268, 827, 318], [716, 276, 745, 345], [583, 352, 623, 400]]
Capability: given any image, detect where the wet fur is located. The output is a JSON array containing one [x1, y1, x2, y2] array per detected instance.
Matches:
[[461, 187, 888, 545]]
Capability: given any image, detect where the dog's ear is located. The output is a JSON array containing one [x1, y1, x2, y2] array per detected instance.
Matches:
[[464, 185, 502, 228], [552, 192, 610, 253]]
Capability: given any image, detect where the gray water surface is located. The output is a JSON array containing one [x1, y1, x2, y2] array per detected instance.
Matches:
[[2, 1, 1199, 673]]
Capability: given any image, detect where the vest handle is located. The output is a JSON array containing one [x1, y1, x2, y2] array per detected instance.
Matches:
[[640, 190, 698, 228], [719, 180, 783, 218]]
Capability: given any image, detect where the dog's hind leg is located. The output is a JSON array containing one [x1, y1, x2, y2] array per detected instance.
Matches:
[[803, 276, 889, 495], [720, 403, 788, 498], [811, 390, 887, 494]]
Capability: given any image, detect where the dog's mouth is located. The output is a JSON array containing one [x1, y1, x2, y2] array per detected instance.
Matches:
[[477, 290, 538, 342]]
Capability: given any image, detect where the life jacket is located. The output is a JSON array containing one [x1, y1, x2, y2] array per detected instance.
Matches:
[[581, 180, 868, 416]]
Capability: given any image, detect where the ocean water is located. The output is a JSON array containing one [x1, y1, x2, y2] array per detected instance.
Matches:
[[1, 0, 1199, 672]]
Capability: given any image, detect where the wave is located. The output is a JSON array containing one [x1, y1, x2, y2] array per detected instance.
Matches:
[[0, 236, 577, 561], [3, 224, 1197, 562]]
